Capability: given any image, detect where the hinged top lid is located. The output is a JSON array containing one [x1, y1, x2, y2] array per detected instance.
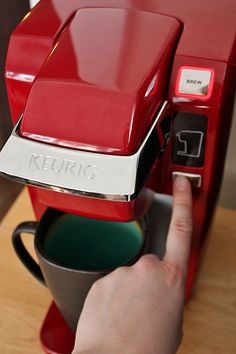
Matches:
[[20, 7, 180, 155]]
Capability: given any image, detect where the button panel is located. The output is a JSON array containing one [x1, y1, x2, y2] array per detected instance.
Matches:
[[172, 113, 208, 167], [176, 66, 214, 99]]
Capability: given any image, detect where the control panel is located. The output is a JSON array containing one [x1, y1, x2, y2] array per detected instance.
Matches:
[[172, 113, 208, 167]]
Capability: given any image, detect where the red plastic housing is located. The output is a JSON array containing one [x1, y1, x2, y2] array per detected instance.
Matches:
[[6, 0, 236, 282], [5, 2, 236, 348]]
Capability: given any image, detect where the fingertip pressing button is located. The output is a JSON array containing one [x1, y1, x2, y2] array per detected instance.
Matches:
[[172, 171, 202, 188]]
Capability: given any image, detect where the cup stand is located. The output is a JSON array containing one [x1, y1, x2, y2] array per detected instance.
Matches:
[[40, 302, 75, 354], [40, 194, 173, 353]]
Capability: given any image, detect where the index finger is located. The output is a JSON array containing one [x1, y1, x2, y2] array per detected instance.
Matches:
[[163, 176, 193, 275]]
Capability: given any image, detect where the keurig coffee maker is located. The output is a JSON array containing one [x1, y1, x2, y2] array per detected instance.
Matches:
[[0, 1, 235, 353]]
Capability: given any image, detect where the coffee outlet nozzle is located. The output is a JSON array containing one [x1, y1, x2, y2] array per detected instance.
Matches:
[[1, 1, 236, 297]]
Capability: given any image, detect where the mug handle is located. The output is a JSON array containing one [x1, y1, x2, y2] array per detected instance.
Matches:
[[12, 221, 46, 286]]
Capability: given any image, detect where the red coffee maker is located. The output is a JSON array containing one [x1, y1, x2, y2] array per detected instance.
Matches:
[[0, 0, 235, 353]]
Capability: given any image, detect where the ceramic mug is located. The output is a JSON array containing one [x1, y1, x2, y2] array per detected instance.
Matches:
[[12, 208, 148, 331]]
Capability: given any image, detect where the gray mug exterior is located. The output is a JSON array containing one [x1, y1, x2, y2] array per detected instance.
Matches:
[[12, 208, 148, 332]]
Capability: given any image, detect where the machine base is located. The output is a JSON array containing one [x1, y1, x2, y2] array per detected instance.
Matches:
[[40, 302, 75, 354]]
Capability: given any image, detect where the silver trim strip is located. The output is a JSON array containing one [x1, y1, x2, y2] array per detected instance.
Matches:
[[0, 101, 168, 201]]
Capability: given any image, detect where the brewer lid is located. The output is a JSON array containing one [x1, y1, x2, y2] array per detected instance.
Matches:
[[19, 7, 180, 155]]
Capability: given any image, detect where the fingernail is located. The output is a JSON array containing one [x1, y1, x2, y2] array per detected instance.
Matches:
[[174, 176, 190, 191]]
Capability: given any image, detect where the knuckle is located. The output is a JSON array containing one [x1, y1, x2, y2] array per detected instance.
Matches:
[[114, 265, 127, 274], [175, 195, 191, 207], [90, 277, 103, 293], [135, 254, 159, 273], [171, 218, 192, 236], [162, 262, 185, 289], [111, 266, 130, 279]]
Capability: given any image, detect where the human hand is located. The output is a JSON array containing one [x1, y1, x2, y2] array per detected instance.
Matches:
[[72, 176, 192, 354]]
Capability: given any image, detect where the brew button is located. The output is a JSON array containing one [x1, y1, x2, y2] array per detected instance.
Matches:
[[176, 67, 214, 98], [172, 172, 202, 188]]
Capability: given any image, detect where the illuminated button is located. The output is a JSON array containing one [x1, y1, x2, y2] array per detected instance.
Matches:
[[176, 66, 214, 99], [172, 172, 202, 188]]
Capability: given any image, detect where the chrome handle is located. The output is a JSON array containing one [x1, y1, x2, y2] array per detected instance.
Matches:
[[0, 101, 169, 201]]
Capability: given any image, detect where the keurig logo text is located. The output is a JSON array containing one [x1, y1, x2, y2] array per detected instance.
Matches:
[[29, 154, 97, 179]]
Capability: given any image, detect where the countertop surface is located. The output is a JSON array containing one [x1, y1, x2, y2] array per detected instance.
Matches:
[[0, 189, 236, 353]]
